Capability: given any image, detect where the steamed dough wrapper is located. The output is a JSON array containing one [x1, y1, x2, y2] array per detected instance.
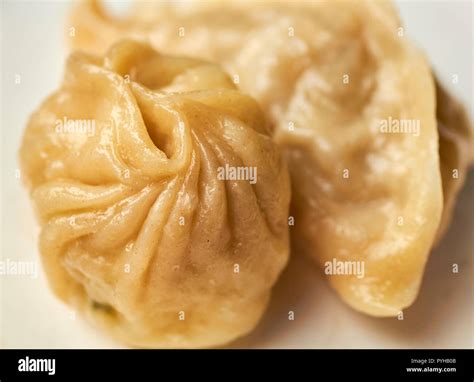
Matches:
[[268, 3, 443, 317], [68, 0, 454, 316], [19, 40, 291, 348]]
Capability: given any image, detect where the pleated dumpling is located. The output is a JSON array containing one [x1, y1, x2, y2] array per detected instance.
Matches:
[[19, 40, 290, 348]]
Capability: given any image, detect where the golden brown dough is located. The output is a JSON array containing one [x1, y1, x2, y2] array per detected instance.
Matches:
[[19, 40, 290, 348]]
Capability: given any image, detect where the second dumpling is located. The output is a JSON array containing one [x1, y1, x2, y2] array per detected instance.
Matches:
[[19, 40, 291, 348]]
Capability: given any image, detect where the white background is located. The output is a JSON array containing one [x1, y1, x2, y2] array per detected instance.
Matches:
[[1, 0, 473, 348]]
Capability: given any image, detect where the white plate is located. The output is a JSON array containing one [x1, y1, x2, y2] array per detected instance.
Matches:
[[1, 0, 472, 348]]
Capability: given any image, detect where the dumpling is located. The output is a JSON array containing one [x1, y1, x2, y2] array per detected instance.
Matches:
[[19, 40, 291, 348], [263, 2, 442, 317], [67, 0, 473, 316]]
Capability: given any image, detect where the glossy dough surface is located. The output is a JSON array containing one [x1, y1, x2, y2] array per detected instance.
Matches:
[[67, 0, 451, 316], [19, 40, 290, 347]]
